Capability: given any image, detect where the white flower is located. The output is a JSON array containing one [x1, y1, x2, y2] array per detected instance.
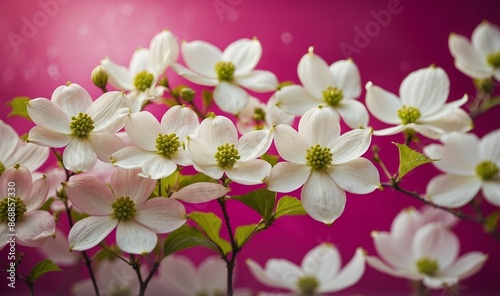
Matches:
[[367, 220, 487, 289], [449, 21, 500, 81], [112, 106, 199, 179], [424, 130, 500, 207], [148, 255, 252, 296], [187, 114, 272, 185], [0, 165, 55, 250], [101, 30, 179, 111], [267, 106, 379, 224], [366, 66, 472, 139], [247, 243, 365, 295], [236, 95, 294, 134], [39, 228, 80, 266], [172, 38, 278, 114], [0, 120, 49, 175], [26, 83, 129, 172], [276, 48, 369, 129]]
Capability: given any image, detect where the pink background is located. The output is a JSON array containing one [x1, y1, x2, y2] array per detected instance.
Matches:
[[1, 0, 500, 295]]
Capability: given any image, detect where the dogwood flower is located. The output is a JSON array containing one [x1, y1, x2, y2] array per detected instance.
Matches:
[[247, 243, 365, 295], [267, 106, 379, 224], [101, 30, 179, 110], [424, 130, 500, 207], [0, 165, 55, 250], [276, 48, 369, 129], [112, 106, 199, 179], [172, 38, 278, 114], [449, 21, 500, 81], [0, 120, 49, 175], [366, 66, 472, 139], [39, 228, 80, 266], [26, 83, 128, 172], [236, 95, 294, 134], [187, 114, 272, 185], [367, 222, 487, 289]]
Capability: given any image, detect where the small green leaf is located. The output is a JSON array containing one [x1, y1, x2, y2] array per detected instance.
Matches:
[[274, 196, 307, 219], [394, 143, 437, 179], [202, 89, 213, 108], [484, 211, 500, 233], [480, 96, 500, 113], [164, 225, 219, 257], [29, 259, 61, 282], [92, 244, 122, 262], [261, 153, 280, 167], [235, 224, 257, 247], [233, 189, 276, 223], [178, 173, 215, 188], [6, 97, 31, 120], [188, 212, 232, 255], [163, 98, 178, 107]]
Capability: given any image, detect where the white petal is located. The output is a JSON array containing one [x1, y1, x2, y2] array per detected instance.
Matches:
[[390, 208, 425, 249], [128, 48, 149, 77], [327, 158, 379, 194], [329, 59, 361, 98], [320, 248, 366, 292], [27, 98, 71, 133], [25, 175, 49, 212], [372, 232, 413, 271], [400, 67, 450, 114], [110, 168, 156, 205], [412, 223, 459, 271], [426, 174, 481, 208], [366, 256, 420, 280], [235, 70, 278, 92], [171, 63, 218, 86], [213, 82, 249, 114], [87, 92, 130, 132], [421, 94, 468, 121], [449, 34, 492, 79], [421, 106, 472, 135], [63, 138, 97, 173], [301, 171, 345, 224], [8, 141, 49, 172], [276, 85, 319, 116], [482, 181, 500, 206], [226, 159, 271, 185], [111, 146, 156, 169], [236, 129, 273, 161], [265, 94, 295, 127], [69, 216, 117, 251], [88, 132, 125, 163], [222, 38, 262, 74], [198, 256, 227, 291], [336, 100, 370, 129], [27, 126, 72, 148], [198, 115, 238, 147], [39, 228, 80, 266], [186, 137, 221, 178], [125, 111, 161, 151], [331, 128, 372, 164], [298, 106, 340, 148], [471, 22, 500, 56], [135, 198, 186, 233], [182, 40, 221, 78], [171, 182, 229, 203], [171, 149, 192, 166], [479, 129, 500, 162], [273, 124, 308, 163], [298, 51, 334, 99], [141, 156, 178, 179], [158, 256, 200, 294], [301, 243, 341, 283], [116, 221, 157, 254], [365, 83, 402, 124], [372, 125, 406, 136], [246, 259, 297, 290], [16, 211, 55, 247], [149, 30, 179, 75], [0, 121, 18, 160], [161, 105, 199, 139], [101, 57, 134, 90], [412, 124, 444, 141], [267, 162, 310, 193], [64, 175, 115, 215], [439, 252, 488, 279], [51, 83, 93, 118]]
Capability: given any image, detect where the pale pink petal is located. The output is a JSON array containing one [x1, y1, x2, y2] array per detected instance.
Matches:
[[226, 159, 271, 185], [331, 129, 372, 164], [51, 83, 93, 117], [88, 132, 125, 163], [186, 137, 221, 178], [235, 70, 279, 92], [449, 34, 492, 79], [482, 181, 500, 206], [213, 82, 249, 114], [439, 252, 488, 279], [141, 156, 178, 179], [111, 146, 156, 169], [372, 232, 413, 271], [182, 40, 221, 79], [27, 98, 71, 133], [327, 158, 380, 194], [298, 106, 340, 148], [69, 216, 117, 251], [0, 165, 32, 201], [171, 182, 229, 203], [329, 59, 361, 99], [336, 100, 370, 129], [101, 57, 134, 90], [8, 141, 49, 172], [39, 228, 80, 266], [412, 223, 459, 271], [171, 63, 218, 86], [27, 127, 72, 148], [471, 22, 500, 56], [0, 121, 20, 159], [365, 83, 403, 125], [0, 224, 8, 250], [116, 221, 157, 254], [390, 208, 425, 250], [273, 124, 308, 164], [161, 105, 199, 139], [426, 175, 481, 208], [366, 256, 421, 280], [157, 255, 200, 294], [135, 198, 186, 233], [72, 280, 95, 296], [110, 168, 156, 205], [125, 111, 161, 151], [422, 107, 472, 135], [298, 50, 334, 99], [16, 211, 55, 247], [222, 38, 262, 74], [25, 175, 49, 212], [276, 85, 319, 116], [301, 244, 341, 284], [247, 259, 302, 290], [63, 138, 97, 173], [198, 115, 238, 148], [267, 162, 310, 193], [420, 205, 459, 229], [320, 248, 366, 293], [64, 175, 115, 215], [198, 256, 228, 291], [236, 129, 273, 161]]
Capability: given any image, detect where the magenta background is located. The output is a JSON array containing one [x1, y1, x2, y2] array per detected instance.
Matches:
[[1, 0, 500, 295]]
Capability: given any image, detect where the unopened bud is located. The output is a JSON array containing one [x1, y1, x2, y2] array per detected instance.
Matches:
[[91, 65, 108, 90], [158, 77, 169, 88], [180, 87, 196, 102]]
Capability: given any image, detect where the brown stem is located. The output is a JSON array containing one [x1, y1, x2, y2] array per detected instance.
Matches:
[[217, 197, 239, 296]]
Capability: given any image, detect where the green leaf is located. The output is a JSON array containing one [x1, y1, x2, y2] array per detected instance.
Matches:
[[188, 212, 232, 255], [261, 153, 280, 167], [178, 173, 214, 188], [480, 96, 500, 113], [274, 196, 307, 219], [233, 189, 276, 223], [235, 224, 257, 247], [6, 97, 31, 120], [164, 225, 219, 257], [92, 244, 123, 262], [484, 211, 500, 233], [29, 259, 61, 282], [394, 143, 437, 179], [163, 98, 178, 107], [202, 89, 213, 108]]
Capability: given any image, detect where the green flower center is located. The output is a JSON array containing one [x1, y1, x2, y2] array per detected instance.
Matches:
[[214, 61, 236, 82], [155, 133, 181, 158], [133, 71, 154, 91], [70, 113, 95, 137], [0, 197, 27, 222], [110, 287, 130, 296], [297, 275, 319, 296], [306, 144, 333, 170], [112, 197, 136, 221], [397, 105, 421, 124], [215, 143, 240, 169], [416, 257, 439, 276], [252, 107, 266, 121], [486, 51, 500, 68], [476, 160, 499, 180], [322, 86, 344, 106], [0, 162, 5, 176]]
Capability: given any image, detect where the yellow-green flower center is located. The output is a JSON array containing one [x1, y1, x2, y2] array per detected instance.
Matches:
[[155, 133, 181, 158], [475, 160, 499, 180], [109, 287, 130, 296], [397, 105, 421, 124], [70, 113, 95, 137], [306, 144, 333, 170], [486, 51, 500, 68], [133, 71, 154, 91], [112, 197, 136, 221], [0, 162, 5, 176], [215, 143, 240, 169], [416, 257, 439, 276], [252, 107, 266, 121], [297, 275, 319, 296], [214, 61, 236, 82], [322, 86, 344, 106], [0, 197, 27, 222]]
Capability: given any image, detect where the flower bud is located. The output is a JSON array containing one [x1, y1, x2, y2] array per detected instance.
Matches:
[[180, 87, 196, 102], [91, 65, 108, 90]]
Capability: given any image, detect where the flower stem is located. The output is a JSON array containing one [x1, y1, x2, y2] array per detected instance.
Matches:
[[218, 197, 239, 296]]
